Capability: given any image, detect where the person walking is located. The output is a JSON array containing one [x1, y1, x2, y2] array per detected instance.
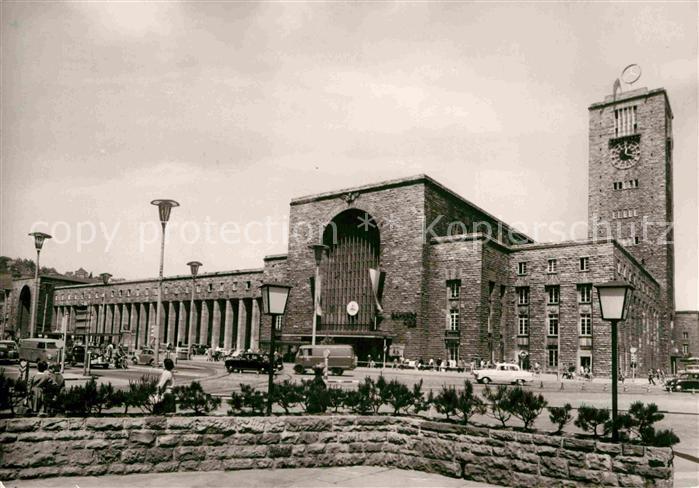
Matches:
[[30, 361, 52, 413], [648, 369, 656, 385]]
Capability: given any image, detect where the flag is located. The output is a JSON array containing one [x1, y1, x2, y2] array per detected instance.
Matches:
[[369, 268, 384, 313], [309, 276, 323, 316]]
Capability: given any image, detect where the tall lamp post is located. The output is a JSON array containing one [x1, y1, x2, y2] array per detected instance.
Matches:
[[260, 283, 292, 416], [595, 280, 634, 443], [151, 199, 179, 367], [309, 244, 328, 346], [98, 273, 112, 345], [186, 261, 202, 358], [28, 232, 52, 338]]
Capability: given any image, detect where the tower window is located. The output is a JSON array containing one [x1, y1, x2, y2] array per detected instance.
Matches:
[[547, 346, 559, 368], [518, 313, 529, 336], [578, 284, 592, 303], [547, 313, 559, 337], [449, 309, 460, 331], [547, 259, 558, 274], [580, 313, 592, 336], [683, 332, 689, 340], [447, 280, 461, 299], [447, 342, 459, 362], [615, 106, 637, 137], [546, 286, 560, 305], [579, 257, 589, 271], [517, 287, 530, 305], [517, 262, 527, 275]]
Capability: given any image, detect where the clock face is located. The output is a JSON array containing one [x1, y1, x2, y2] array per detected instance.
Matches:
[[610, 139, 640, 169]]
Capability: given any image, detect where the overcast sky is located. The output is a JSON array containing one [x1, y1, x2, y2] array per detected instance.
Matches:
[[1, 2, 697, 309]]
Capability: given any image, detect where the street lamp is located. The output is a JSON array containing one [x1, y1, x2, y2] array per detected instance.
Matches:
[[28, 232, 52, 338], [595, 280, 634, 442], [260, 283, 292, 416], [309, 244, 328, 346], [99, 273, 112, 345], [186, 261, 202, 358], [151, 199, 179, 367]]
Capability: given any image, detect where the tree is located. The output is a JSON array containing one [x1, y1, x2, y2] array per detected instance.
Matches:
[[454, 380, 486, 425], [483, 385, 513, 427], [433, 385, 459, 420], [507, 387, 547, 431], [575, 405, 610, 439], [174, 381, 221, 415], [272, 380, 303, 414], [383, 379, 414, 415], [547, 403, 573, 434]]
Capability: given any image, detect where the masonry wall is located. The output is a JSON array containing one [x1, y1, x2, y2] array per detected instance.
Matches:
[[673, 311, 699, 361], [0, 416, 674, 487]]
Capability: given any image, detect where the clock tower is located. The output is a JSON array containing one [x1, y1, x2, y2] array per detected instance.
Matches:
[[588, 86, 675, 367]]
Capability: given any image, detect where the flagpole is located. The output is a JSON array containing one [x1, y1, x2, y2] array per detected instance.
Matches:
[[309, 245, 328, 346]]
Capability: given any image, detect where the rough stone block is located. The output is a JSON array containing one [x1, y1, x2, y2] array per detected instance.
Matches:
[[152, 461, 179, 472], [85, 439, 111, 450], [618, 474, 645, 487], [287, 417, 333, 432], [145, 447, 173, 463], [173, 446, 206, 462], [120, 448, 148, 464], [540, 456, 569, 478], [85, 418, 124, 431], [268, 445, 293, 458], [622, 444, 644, 457], [17, 466, 62, 478], [122, 463, 153, 474], [129, 430, 156, 445], [530, 433, 563, 447], [258, 433, 281, 444], [596, 441, 622, 455], [157, 434, 180, 447], [563, 438, 596, 452], [6, 420, 39, 433], [166, 417, 197, 430], [645, 447, 673, 467]]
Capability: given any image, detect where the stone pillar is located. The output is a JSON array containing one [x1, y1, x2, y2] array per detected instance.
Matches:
[[129, 303, 137, 332], [224, 300, 234, 350], [188, 302, 198, 347], [167, 302, 177, 347], [177, 301, 186, 347], [199, 301, 210, 346], [113, 305, 121, 337], [148, 302, 157, 347], [158, 301, 166, 344], [138, 303, 148, 349], [236, 299, 247, 353], [54, 307, 62, 332], [250, 298, 260, 352], [212, 300, 221, 349], [121, 304, 129, 331]]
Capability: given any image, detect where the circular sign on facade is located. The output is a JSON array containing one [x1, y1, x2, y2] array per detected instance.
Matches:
[[346, 301, 359, 316], [629, 347, 637, 354]]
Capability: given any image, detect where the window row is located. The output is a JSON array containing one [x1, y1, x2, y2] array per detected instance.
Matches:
[[612, 209, 638, 219], [59, 280, 253, 301], [617, 236, 641, 247], [517, 285, 591, 305], [613, 179, 639, 190], [517, 256, 589, 275], [614, 106, 637, 137], [517, 312, 591, 337]]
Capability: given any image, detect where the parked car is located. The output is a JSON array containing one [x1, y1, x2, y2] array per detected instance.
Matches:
[[665, 373, 699, 392], [18, 338, 63, 363], [293, 344, 356, 376], [68, 345, 111, 368], [473, 362, 534, 385], [132, 348, 156, 366], [225, 352, 282, 373], [0, 340, 19, 363]]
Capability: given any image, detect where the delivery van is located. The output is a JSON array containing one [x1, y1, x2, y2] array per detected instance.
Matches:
[[293, 344, 356, 376], [19, 338, 63, 363]]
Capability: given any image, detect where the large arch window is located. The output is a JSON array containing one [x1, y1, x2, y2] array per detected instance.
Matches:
[[320, 209, 380, 331]]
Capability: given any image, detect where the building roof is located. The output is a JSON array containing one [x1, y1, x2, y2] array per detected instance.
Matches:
[[588, 87, 672, 118]]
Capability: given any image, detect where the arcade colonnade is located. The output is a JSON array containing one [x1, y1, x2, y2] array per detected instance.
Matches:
[[51, 297, 262, 352]]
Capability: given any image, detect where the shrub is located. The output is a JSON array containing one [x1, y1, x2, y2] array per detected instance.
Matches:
[[124, 375, 159, 414], [575, 404, 610, 438], [434, 381, 485, 424], [410, 380, 431, 415], [383, 379, 414, 415], [344, 377, 376, 414], [0, 370, 28, 415], [507, 387, 547, 431], [548, 403, 573, 434], [174, 381, 222, 415], [327, 387, 346, 413], [433, 385, 459, 420], [483, 385, 513, 428], [624, 401, 679, 447], [272, 380, 304, 414], [228, 384, 266, 415]]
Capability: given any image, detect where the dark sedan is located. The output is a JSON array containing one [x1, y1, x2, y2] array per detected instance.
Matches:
[[225, 352, 283, 374], [665, 373, 699, 392], [0, 340, 19, 363]]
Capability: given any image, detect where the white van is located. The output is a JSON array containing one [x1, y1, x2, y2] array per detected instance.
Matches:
[[19, 338, 63, 363], [294, 344, 357, 375]]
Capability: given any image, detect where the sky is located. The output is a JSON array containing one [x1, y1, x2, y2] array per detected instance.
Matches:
[[1, 2, 697, 309]]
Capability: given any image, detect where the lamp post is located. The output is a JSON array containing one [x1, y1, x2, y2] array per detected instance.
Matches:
[[595, 280, 634, 443], [28, 232, 52, 338], [186, 261, 202, 359], [151, 199, 179, 368], [98, 273, 112, 345], [260, 283, 292, 416], [309, 244, 328, 346]]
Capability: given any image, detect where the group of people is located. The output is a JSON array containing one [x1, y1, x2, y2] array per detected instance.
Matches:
[[27, 360, 65, 413], [647, 368, 666, 385]]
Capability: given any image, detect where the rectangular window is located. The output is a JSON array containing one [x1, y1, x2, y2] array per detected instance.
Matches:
[[580, 313, 592, 336], [615, 105, 637, 137], [546, 286, 560, 304], [547, 346, 559, 368], [517, 287, 530, 305], [447, 279, 461, 299], [518, 314, 529, 336], [447, 342, 459, 362], [634, 236, 640, 245], [547, 259, 558, 273], [579, 257, 589, 271], [683, 332, 689, 340], [274, 315, 283, 331], [578, 284, 592, 303], [547, 313, 559, 337], [245, 281, 251, 290], [683, 344, 689, 355], [449, 309, 460, 331], [517, 262, 527, 275]]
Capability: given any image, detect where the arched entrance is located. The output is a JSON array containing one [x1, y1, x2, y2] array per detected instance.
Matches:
[[17, 286, 32, 339], [319, 209, 382, 360]]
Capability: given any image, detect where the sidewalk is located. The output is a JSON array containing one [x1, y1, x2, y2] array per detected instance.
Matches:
[[6, 467, 494, 488]]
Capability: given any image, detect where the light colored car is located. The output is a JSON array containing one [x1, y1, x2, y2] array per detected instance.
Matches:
[[473, 362, 533, 385], [175, 346, 190, 360], [132, 348, 156, 366]]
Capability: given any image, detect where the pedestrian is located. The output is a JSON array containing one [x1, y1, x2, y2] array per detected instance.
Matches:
[[428, 358, 435, 370], [206, 347, 213, 362], [648, 369, 655, 385], [618, 369, 625, 384], [49, 364, 65, 391], [30, 361, 52, 413], [154, 358, 176, 414], [367, 354, 372, 368]]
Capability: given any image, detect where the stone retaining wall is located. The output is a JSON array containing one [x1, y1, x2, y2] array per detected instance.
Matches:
[[0, 416, 673, 487]]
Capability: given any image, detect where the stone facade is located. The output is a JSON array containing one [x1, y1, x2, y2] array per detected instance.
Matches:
[[671, 311, 699, 370], [0, 416, 674, 487]]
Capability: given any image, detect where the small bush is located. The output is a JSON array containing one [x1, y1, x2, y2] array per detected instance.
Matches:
[[548, 403, 573, 434], [483, 385, 513, 428], [174, 381, 222, 415], [434, 381, 485, 424], [433, 385, 459, 420], [575, 404, 610, 438], [272, 380, 304, 414], [300, 377, 329, 414], [507, 387, 547, 431], [327, 387, 346, 413], [124, 375, 159, 414], [383, 379, 414, 415], [0, 371, 28, 415], [344, 377, 376, 414], [624, 401, 679, 447], [410, 380, 431, 415], [228, 384, 266, 415]]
